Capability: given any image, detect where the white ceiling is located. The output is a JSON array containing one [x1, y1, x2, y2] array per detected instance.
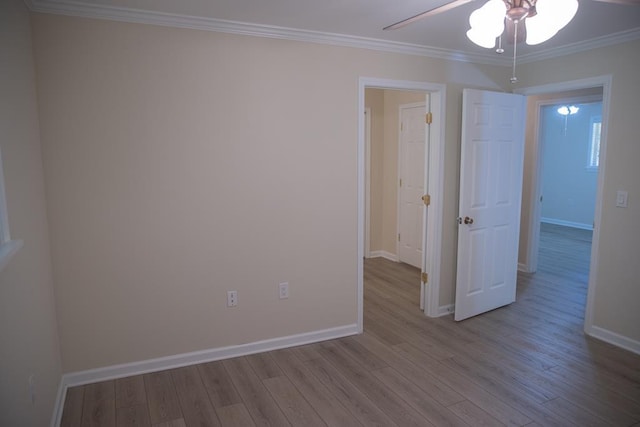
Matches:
[[29, 0, 640, 64]]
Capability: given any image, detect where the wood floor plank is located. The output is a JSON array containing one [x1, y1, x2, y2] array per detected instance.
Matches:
[[151, 419, 186, 427], [270, 348, 359, 427], [115, 404, 151, 427], [60, 385, 84, 427], [439, 356, 572, 426], [364, 301, 455, 360], [332, 336, 388, 371], [215, 404, 256, 427], [542, 367, 640, 423], [81, 380, 116, 427], [448, 400, 507, 427], [116, 376, 147, 409], [362, 312, 406, 346], [542, 397, 611, 427], [316, 341, 432, 427], [170, 365, 220, 426], [393, 342, 532, 426], [305, 355, 396, 426], [290, 344, 323, 362], [458, 319, 558, 371], [456, 341, 559, 403], [366, 291, 468, 354], [371, 366, 466, 427], [246, 352, 283, 380], [263, 376, 325, 426], [197, 361, 242, 408], [143, 371, 182, 425], [223, 357, 291, 426], [353, 332, 465, 407]]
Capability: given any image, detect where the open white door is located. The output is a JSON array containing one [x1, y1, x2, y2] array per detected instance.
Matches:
[[398, 102, 427, 269], [454, 89, 526, 321]]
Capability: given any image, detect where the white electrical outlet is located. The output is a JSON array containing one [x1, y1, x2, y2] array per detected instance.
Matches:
[[279, 282, 289, 299], [227, 291, 238, 307]]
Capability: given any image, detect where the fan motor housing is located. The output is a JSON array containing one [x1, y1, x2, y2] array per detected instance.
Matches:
[[505, 0, 537, 21]]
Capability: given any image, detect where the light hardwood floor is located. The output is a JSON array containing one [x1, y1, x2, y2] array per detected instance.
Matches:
[[61, 224, 640, 426]]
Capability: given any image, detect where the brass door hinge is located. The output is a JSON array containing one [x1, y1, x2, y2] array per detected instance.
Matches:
[[398, 233, 401, 242], [422, 194, 431, 206], [425, 112, 433, 125], [399, 179, 403, 187], [421, 272, 428, 283]]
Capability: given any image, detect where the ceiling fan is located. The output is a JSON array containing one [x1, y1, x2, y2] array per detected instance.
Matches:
[[384, 0, 638, 82]]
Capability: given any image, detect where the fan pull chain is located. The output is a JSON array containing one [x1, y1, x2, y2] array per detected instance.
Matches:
[[510, 20, 519, 84]]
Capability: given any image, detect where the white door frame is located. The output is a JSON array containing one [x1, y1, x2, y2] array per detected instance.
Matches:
[[521, 93, 603, 274], [516, 75, 612, 336], [396, 101, 427, 268], [358, 77, 446, 332], [364, 107, 372, 259]]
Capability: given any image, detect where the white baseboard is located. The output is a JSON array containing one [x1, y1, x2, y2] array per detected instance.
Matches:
[[51, 324, 358, 426], [518, 262, 532, 273], [438, 304, 454, 317], [587, 325, 640, 356], [368, 250, 399, 262], [541, 217, 593, 231], [50, 376, 67, 427]]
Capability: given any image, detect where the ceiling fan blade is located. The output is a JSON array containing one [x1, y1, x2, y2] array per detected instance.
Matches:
[[384, 0, 475, 30], [589, 0, 640, 5]]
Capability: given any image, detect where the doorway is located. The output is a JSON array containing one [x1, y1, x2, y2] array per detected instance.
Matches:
[[363, 89, 426, 267], [357, 78, 446, 331], [524, 90, 603, 274], [537, 97, 602, 288]]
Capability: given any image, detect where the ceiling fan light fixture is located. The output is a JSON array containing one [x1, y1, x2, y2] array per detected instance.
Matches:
[[466, 0, 507, 48], [467, 27, 500, 48], [525, 0, 579, 45], [558, 105, 580, 115]]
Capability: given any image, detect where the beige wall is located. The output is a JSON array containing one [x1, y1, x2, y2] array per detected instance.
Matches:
[[517, 40, 640, 343], [0, 1, 62, 425], [364, 89, 384, 252], [32, 13, 507, 372]]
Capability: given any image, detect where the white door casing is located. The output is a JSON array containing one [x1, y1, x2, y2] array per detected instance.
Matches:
[[364, 108, 372, 258], [454, 89, 526, 321], [398, 103, 427, 269]]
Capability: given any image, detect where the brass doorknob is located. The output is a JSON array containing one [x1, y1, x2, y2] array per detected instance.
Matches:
[[456, 216, 474, 225]]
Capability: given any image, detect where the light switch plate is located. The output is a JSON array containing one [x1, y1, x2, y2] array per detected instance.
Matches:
[[616, 190, 628, 208]]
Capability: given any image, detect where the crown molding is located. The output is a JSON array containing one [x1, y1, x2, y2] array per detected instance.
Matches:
[[25, 0, 640, 67], [25, 0, 506, 66], [518, 27, 640, 64]]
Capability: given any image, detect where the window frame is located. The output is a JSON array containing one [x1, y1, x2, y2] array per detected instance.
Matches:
[[587, 115, 602, 172]]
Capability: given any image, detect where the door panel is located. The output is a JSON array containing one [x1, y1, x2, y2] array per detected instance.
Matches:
[[454, 89, 526, 321], [398, 103, 426, 268]]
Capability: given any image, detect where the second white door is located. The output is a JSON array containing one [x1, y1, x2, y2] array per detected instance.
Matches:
[[398, 102, 427, 268], [454, 89, 526, 321]]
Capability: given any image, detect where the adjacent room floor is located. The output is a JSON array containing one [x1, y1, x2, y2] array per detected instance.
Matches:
[[60, 224, 640, 426]]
